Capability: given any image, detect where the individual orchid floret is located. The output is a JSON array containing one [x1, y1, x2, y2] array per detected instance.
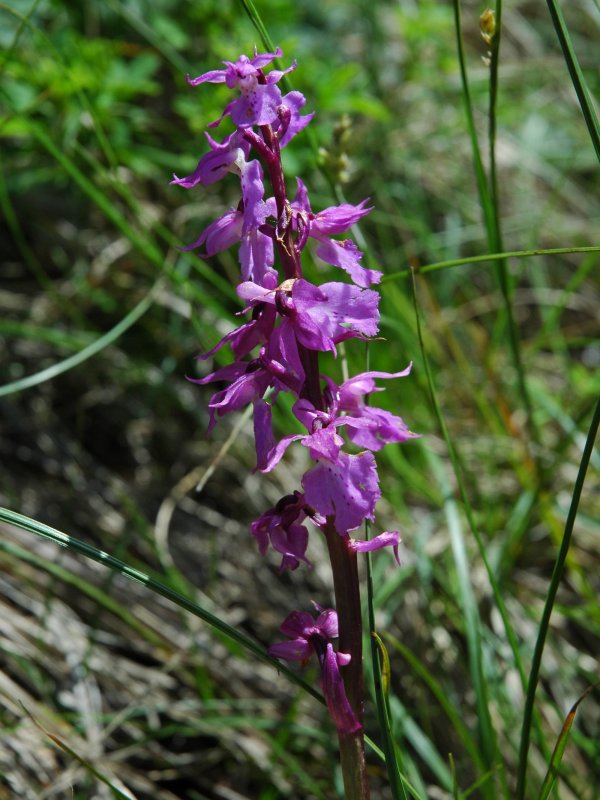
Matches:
[[170, 130, 251, 188], [293, 179, 373, 235], [181, 209, 242, 257], [237, 278, 380, 354], [257, 397, 346, 473], [199, 297, 278, 365], [181, 160, 277, 284], [182, 207, 275, 284], [292, 179, 381, 288], [189, 326, 305, 430], [250, 491, 314, 571], [259, 368, 416, 473], [322, 366, 420, 451], [269, 607, 361, 734], [187, 48, 296, 129], [198, 307, 276, 363]]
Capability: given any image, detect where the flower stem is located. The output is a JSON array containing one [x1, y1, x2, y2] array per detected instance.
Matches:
[[324, 520, 370, 799], [258, 123, 301, 281]]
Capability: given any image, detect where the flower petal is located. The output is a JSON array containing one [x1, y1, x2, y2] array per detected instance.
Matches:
[[269, 639, 312, 662], [348, 531, 401, 564], [321, 643, 362, 734]]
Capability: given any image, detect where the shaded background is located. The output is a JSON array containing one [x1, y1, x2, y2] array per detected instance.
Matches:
[[1, 1, 599, 798]]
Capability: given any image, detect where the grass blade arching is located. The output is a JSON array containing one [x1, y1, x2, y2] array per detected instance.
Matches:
[[0, 282, 159, 397], [382, 246, 600, 282], [0, 506, 322, 703]]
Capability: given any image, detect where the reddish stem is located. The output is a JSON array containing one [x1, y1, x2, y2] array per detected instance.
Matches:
[[324, 521, 370, 799]]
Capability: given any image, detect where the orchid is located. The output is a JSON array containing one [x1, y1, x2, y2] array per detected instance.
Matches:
[[173, 48, 417, 797], [170, 130, 251, 188]]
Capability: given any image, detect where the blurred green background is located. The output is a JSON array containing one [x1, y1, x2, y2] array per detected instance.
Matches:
[[1, 1, 599, 798]]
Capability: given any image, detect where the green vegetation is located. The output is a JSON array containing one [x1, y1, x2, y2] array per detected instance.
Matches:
[[1, 1, 598, 798]]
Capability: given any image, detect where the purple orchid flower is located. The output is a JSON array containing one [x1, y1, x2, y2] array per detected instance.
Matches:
[[170, 130, 251, 189], [269, 607, 361, 734], [182, 207, 275, 285], [175, 48, 420, 759], [291, 179, 381, 288], [237, 278, 379, 354], [257, 366, 418, 473], [189, 325, 305, 431], [181, 209, 242, 257], [181, 159, 277, 284], [187, 48, 296, 129], [256, 398, 346, 473], [323, 366, 420, 451], [199, 301, 278, 364]]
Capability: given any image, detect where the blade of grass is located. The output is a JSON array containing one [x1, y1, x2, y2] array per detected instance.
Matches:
[[451, 0, 494, 235], [515, 394, 600, 800], [545, 0, 600, 163], [486, 5, 502, 255], [382, 246, 600, 282], [537, 682, 600, 800], [382, 631, 485, 777], [485, 2, 538, 450], [23, 704, 136, 800], [410, 271, 502, 799], [0, 506, 321, 704], [366, 623, 408, 799], [0, 279, 160, 397]]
